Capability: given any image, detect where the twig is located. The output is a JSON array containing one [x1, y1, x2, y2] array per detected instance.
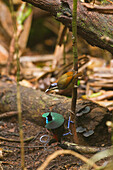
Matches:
[[57, 24, 67, 46], [9, 2, 32, 169], [2, 149, 12, 153], [0, 136, 34, 143], [20, 55, 53, 63], [0, 161, 13, 165], [9, 3, 25, 167], [82, 3, 113, 14], [37, 150, 100, 170], [16, 18, 25, 170], [1, 143, 45, 149], [68, 109, 75, 115], [0, 111, 18, 120], [71, 0, 78, 143], [101, 36, 113, 43], [81, 147, 113, 169], [56, 55, 89, 77], [0, 163, 3, 170], [64, 142, 110, 154]]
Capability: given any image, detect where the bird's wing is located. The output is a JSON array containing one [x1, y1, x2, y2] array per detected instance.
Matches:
[[58, 73, 74, 89]]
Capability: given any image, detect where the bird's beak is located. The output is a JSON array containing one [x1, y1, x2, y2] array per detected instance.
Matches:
[[45, 89, 50, 93], [45, 83, 58, 93]]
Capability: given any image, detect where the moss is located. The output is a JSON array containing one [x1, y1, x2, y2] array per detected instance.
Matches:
[[81, 22, 86, 28], [5, 94, 10, 103], [2, 99, 5, 105], [57, 12, 62, 18]]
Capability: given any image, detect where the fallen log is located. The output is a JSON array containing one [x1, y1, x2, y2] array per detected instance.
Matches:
[[22, 0, 113, 54], [0, 82, 111, 146]]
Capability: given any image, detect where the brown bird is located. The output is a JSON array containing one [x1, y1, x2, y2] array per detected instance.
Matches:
[[45, 71, 82, 92]]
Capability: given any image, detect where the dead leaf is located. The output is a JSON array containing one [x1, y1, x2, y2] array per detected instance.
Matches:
[[8, 127, 15, 133]]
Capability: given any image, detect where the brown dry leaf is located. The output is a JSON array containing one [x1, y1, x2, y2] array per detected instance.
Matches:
[[19, 79, 35, 88], [52, 45, 64, 69], [13, 0, 22, 4], [95, 100, 113, 107], [19, 11, 33, 50], [87, 57, 105, 70], [95, 100, 113, 111], [0, 126, 4, 130], [0, 148, 3, 159], [20, 54, 53, 63], [0, 44, 8, 65], [90, 91, 113, 101], [8, 127, 15, 133]]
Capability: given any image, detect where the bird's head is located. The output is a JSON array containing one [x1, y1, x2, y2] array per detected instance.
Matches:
[[45, 82, 58, 93]]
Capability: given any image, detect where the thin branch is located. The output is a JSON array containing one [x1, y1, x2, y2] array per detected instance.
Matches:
[[70, 0, 78, 143], [37, 149, 100, 170], [0, 136, 34, 142], [0, 111, 18, 119], [82, 3, 113, 14], [9, 1, 25, 169]]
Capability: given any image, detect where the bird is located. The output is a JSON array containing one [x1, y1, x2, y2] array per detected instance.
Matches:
[[45, 71, 82, 93], [42, 112, 65, 144]]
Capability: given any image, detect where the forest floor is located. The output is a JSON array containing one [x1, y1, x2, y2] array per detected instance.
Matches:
[[0, 2, 113, 168], [1, 116, 83, 170], [0, 102, 111, 170]]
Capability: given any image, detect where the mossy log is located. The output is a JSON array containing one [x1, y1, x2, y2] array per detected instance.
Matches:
[[22, 0, 113, 54], [0, 82, 111, 145]]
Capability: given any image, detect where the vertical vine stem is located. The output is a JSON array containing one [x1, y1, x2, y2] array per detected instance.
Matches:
[[16, 39, 25, 170], [9, 0, 25, 169], [70, 0, 79, 143], [112, 111, 113, 145]]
